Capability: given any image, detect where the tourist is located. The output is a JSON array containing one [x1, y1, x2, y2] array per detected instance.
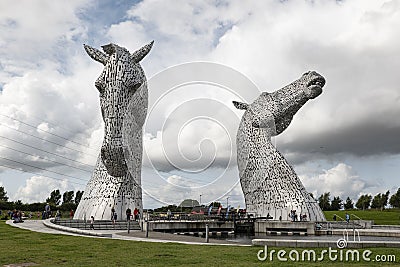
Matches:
[[90, 216, 95, 230], [333, 214, 336, 221], [345, 213, 350, 223], [126, 208, 132, 221], [45, 203, 51, 219], [134, 208, 139, 221], [167, 209, 172, 220], [55, 210, 61, 220], [70, 209, 74, 219], [111, 207, 115, 221]]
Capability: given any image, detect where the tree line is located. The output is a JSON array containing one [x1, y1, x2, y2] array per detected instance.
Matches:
[[2, 185, 400, 213], [0, 186, 84, 213], [317, 188, 400, 211]]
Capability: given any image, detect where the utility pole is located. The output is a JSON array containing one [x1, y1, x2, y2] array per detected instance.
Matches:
[[200, 194, 202, 206]]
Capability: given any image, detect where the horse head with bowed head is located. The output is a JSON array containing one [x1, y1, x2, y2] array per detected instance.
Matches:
[[74, 41, 153, 221]]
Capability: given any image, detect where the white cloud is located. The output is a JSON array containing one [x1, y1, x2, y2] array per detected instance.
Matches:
[[300, 163, 380, 201], [0, 0, 90, 84], [1, 0, 400, 205], [142, 171, 244, 208], [13, 175, 70, 203]]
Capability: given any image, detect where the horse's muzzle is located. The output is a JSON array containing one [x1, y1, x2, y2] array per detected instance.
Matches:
[[100, 144, 128, 176]]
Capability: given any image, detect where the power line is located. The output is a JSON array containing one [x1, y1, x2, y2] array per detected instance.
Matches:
[[1, 123, 98, 158], [0, 156, 89, 183], [0, 113, 99, 152], [0, 135, 95, 168], [0, 144, 92, 173], [0, 163, 87, 186]]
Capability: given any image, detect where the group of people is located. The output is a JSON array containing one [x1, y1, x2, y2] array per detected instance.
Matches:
[[41, 203, 52, 219], [110, 207, 140, 223], [10, 210, 25, 223], [332, 213, 351, 223], [40, 204, 75, 220], [289, 210, 307, 222], [125, 207, 140, 221]]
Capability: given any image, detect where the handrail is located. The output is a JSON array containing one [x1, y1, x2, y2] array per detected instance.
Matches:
[[332, 214, 345, 221], [343, 229, 349, 241], [354, 229, 360, 242], [351, 214, 363, 221]]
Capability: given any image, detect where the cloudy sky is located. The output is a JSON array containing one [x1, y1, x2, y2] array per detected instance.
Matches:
[[0, 0, 399, 208]]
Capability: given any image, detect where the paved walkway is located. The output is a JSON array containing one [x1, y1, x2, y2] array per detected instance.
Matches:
[[6, 220, 249, 246]]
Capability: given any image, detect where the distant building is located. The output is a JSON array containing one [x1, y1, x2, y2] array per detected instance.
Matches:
[[179, 199, 200, 208]]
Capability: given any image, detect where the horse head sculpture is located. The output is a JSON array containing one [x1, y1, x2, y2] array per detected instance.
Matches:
[[84, 41, 153, 177], [233, 71, 327, 221], [74, 41, 153, 220]]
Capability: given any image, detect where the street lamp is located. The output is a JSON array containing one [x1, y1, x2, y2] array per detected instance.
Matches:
[[199, 194, 202, 206], [226, 196, 230, 208]]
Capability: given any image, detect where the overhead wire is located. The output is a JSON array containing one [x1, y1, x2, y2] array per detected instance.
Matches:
[[0, 113, 99, 152], [0, 163, 87, 186], [0, 144, 92, 173], [0, 156, 89, 183], [0, 123, 98, 158], [0, 135, 95, 168]]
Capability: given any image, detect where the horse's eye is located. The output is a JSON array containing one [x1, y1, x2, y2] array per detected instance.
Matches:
[[131, 83, 141, 92]]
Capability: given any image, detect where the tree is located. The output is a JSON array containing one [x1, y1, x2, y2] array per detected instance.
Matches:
[[62, 191, 74, 204], [382, 190, 390, 210], [344, 197, 354, 210], [46, 189, 61, 206], [210, 202, 222, 207], [14, 200, 23, 210], [371, 193, 381, 209], [330, 196, 342, 211], [318, 192, 331, 211], [0, 186, 8, 202], [389, 188, 400, 208], [75, 191, 84, 205], [371, 191, 390, 210], [355, 194, 372, 210]]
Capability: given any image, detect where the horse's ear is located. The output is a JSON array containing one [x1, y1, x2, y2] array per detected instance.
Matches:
[[233, 101, 249, 110], [131, 41, 154, 63], [84, 44, 108, 65]]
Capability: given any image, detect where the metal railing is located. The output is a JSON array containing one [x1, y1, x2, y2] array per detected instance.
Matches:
[[145, 211, 247, 222]]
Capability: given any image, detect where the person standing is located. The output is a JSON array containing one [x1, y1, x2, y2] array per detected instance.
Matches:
[[70, 209, 74, 219], [133, 208, 139, 221], [345, 213, 350, 223], [126, 208, 132, 221], [90, 216, 95, 230], [45, 203, 51, 219], [111, 206, 115, 220], [167, 209, 172, 220]]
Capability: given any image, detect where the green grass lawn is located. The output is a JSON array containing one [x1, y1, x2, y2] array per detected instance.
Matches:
[[1, 221, 400, 266], [323, 209, 400, 225]]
